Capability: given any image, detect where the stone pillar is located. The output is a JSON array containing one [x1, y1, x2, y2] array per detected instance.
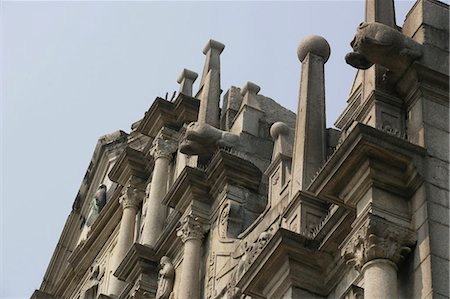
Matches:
[[177, 68, 198, 97], [341, 216, 415, 299], [141, 128, 177, 247], [362, 259, 398, 299], [197, 39, 225, 128], [176, 214, 208, 299], [291, 36, 330, 195], [108, 185, 144, 296]]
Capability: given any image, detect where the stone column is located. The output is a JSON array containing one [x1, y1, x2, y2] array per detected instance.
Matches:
[[141, 128, 177, 247], [341, 216, 414, 299], [362, 259, 398, 299], [177, 68, 198, 97], [291, 35, 330, 195], [108, 185, 144, 296], [176, 214, 209, 299]]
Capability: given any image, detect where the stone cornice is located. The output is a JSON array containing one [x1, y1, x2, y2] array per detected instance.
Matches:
[[53, 186, 123, 298], [264, 153, 291, 178], [31, 290, 54, 299], [236, 228, 331, 298], [153, 210, 183, 259], [308, 123, 426, 207], [206, 149, 262, 200], [72, 130, 128, 213], [114, 243, 158, 284], [136, 94, 199, 138], [162, 166, 210, 215], [108, 147, 151, 189], [162, 150, 263, 224], [336, 89, 404, 133], [340, 214, 416, 272]]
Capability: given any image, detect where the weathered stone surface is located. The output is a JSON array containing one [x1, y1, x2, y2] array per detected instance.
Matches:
[[34, 2, 449, 299], [346, 22, 423, 76], [291, 35, 329, 195], [180, 121, 239, 155]]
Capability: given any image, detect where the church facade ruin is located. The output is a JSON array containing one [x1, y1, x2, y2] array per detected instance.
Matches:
[[32, 0, 449, 298]]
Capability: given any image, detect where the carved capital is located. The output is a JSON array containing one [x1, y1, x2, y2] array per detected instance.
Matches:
[[176, 213, 209, 243], [150, 128, 178, 160], [341, 215, 415, 272], [119, 185, 145, 210]]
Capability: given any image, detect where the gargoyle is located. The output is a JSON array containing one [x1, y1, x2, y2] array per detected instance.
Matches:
[[180, 122, 239, 155], [345, 22, 423, 76]]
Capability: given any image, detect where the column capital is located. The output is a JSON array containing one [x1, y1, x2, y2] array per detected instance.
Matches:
[[341, 215, 415, 272], [176, 213, 209, 243], [119, 184, 145, 210], [150, 127, 178, 160]]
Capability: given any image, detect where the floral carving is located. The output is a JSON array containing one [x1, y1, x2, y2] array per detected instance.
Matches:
[[219, 204, 230, 239], [119, 184, 145, 210], [150, 128, 178, 160], [342, 216, 415, 272], [176, 213, 209, 242]]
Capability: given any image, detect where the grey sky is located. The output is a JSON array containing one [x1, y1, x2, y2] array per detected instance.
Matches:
[[2, 1, 429, 298]]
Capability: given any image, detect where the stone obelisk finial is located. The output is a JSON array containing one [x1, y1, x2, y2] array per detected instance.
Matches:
[[196, 39, 225, 128], [177, 68, 198, 97], [240, 82, 261, 111], [291, 35, 330, 196]]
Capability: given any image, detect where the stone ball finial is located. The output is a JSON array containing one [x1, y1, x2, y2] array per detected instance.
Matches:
[[270, 122, 289, 140], [297, 35, 330, 63]]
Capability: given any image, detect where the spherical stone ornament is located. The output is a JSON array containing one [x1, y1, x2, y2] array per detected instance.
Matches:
[[270, 122, 289, 140], [297, 35, 331, 63]]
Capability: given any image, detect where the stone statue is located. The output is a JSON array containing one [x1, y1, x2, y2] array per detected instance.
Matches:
[[85, 184, 107, 227], [345, 22, 423, 77], [156, 256, 175, 299], [180, 122, 239, 155]]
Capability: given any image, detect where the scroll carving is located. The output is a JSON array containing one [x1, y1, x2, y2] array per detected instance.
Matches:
[[176, 213, 209, 242], [150, 130, 178, 160], [119, 184, 145, 210], [342, 216, 415, 272]]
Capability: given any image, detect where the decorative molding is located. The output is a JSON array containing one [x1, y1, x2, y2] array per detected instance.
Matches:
[[340, 284, 364, 299], [176, 213, 209, 243], [119, 185, 145, 210], [150, 127, 178, 160], [341, 214, 415, 272]]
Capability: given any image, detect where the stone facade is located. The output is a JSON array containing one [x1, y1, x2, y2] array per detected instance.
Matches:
[[32, 1, 449, 298]]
